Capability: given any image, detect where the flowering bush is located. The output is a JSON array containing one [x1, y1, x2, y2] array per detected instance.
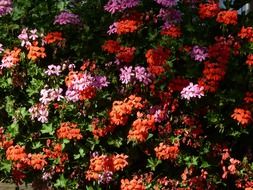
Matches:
[[0, 0, 253, 189]]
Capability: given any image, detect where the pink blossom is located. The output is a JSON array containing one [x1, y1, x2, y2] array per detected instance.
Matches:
[[1, 55, 14, 68], [18, 28, 30, 47], [39, 88, 64, 104], [29, 29, 38, 40], [45, 65, 62, 76], [107, 23, 117, 35], [0, 0, 12, 17], [134, 66, 152, 85], [180, 82, 204, 100], [28, 103, 49, 123], [104, 0, 140, 14], [120, 66, 134, 84], [65, 89, 80, 102]]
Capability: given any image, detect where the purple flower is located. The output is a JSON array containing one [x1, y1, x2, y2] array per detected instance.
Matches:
[[107, 23, 117, 35], [180, 82, 204, 100], [54, 11, 81, 25], [157, 8, 182, 24], [45, 65, 62, 76], [104, 0, 140, 14], [98, 171, 113, 184], [134, 66, 152, 85], [65, 89, 79, 102], [120, 66, 134, 84], [191, 45, 208, 62], [0, 0, 12, 17], [154, 0, 178, 7], [93, 76, 110, 89]]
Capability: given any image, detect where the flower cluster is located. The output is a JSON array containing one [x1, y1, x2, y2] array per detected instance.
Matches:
[[54, 11, 81, 25], [86, 153, 128, 182], [109, 95, 145, 126], [0, 0, 253, 189], [0, 0, 12, 17], [190, 45, 208, 62], [154, 143, 179, 160], [120, 66, 152, 85], [104, 0, 140, 14], [28, 103, 49, 123], [56, 122, 83, 140], [108, 19, 141, 35], [65, 71, 109, 102], [145, 46, 171, 75], [0, 48, 21, 69], [154, 0, 178, 7], [180, 82, 204, 100], [39, 87, 63, 104], [128, 113, 155, 142]]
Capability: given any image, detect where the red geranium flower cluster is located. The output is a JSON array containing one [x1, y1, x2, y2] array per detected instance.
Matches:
[[145, 46, 171, 75]]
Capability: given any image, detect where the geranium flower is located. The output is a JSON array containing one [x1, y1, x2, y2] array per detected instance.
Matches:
[[54, 11, 81, 25], [231, 108, 252, 126], [180, 82, 204, 100]]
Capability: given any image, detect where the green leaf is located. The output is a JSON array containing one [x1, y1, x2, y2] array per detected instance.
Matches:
[[32, 141, 43, 149], [201, 161, 211, 168], [26, 78, 44, 97], [107, 136, 123, 148], [146, 157, 162, 171], [7, 122, 19, 137], [74, 148, 86, 160], [0, 160, 11, 173], [54, 174, 67, 188], [41, 123, 54, 135], [5, 96, 15, 116]]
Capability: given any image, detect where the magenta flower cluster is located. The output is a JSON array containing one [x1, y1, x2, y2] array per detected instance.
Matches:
[[180, 82, 204, 100], [120, 66, 152, 85], [154, 0, 178, 7], [65, 71, 109, 102], [157, 8, 182, 25], [54, 11, 81, 25], [191, 45, 208, 62], [104, 0, 140, 14], [0, 0, 12, 17]]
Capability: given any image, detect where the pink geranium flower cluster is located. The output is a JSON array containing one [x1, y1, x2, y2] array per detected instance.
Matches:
[[119, 66, 152, 85], [0, 0, 12, 17], [18, 28, 40, 47], [180, 82, 204, 100], [28, 103, 49, 123], [104, 0, 140, 14], [39, 88, 64, 105]]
